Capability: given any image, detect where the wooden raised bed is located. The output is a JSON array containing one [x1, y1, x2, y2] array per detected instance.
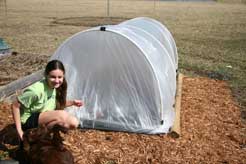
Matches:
[[0, 70, 183, 137]]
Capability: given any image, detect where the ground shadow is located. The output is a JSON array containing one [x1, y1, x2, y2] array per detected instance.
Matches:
[[0, 124, 28, 164], [0, 124, 19, 146], [51, 16, 132, 27]]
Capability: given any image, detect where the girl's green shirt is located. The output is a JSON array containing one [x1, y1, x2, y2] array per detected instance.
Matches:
[[18, 79, 56, 124]]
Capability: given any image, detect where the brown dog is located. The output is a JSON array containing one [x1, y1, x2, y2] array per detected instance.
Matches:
[[22, 125, 74, 164]]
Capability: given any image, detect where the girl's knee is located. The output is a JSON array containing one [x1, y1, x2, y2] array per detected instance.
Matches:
[[56, 111, 69, 122], [56, 111, 79, 129], [70, 116, 79, 129]]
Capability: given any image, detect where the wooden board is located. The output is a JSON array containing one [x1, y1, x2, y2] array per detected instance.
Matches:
[[169, 73, 184, 138]]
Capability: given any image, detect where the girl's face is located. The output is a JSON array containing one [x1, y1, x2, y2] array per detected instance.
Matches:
[[47, 69, 64, 89]]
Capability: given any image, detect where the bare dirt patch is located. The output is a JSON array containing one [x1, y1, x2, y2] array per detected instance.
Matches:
[[1, 77, 245, 163], [52, 17, 131, 27]]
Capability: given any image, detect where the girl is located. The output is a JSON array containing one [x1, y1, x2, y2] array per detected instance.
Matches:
[[12, 60, 83, 140]]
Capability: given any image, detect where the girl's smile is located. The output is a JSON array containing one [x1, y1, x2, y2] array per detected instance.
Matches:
[[47, 69, 64, 89]]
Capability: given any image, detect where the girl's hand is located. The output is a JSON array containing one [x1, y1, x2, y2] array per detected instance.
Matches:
[[73, 100, 83, 107], [18, 129, 24, 141]]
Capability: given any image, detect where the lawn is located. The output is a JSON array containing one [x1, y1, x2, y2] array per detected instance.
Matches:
[[1, 0, 245, 116]]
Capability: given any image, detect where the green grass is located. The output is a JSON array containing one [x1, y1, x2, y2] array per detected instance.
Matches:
[[174, 5, 246, 111], [154, 1, 246, 115]]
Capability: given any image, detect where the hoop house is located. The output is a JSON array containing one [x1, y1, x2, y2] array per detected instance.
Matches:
[[51, 17, 178, 134]]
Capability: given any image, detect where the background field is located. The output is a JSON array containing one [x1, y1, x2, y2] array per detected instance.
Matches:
[[1, 0, 245, 117]]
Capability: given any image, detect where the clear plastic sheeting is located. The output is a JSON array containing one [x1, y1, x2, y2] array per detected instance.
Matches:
[[120, 17, 178, 69], [50, 17, 178, 134]]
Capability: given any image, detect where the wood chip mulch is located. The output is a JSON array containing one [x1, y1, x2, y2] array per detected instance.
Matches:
[[0, 76, 245, 164]]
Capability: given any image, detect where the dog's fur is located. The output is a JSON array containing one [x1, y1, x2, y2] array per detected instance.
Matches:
[[22, 125, 74, 164]]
